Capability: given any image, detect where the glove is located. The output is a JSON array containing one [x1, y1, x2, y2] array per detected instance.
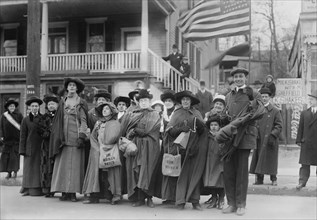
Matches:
[[244, 86, 254, 100], [77, 133, 86, 149], [267, 134, 276, 148], [134, 128, 147, 137]]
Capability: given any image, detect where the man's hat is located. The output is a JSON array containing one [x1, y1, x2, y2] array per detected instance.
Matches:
[[175, 90, 200, 106], [128, 89, 140, 100], [136, 89, 153, 101], [259, 87, 272, 96], [43, 94, 59, 104], [253, 80, 262, 85], [308, 90, 317, 99], [230, 67, 249, 76], [4, 99, 19, 109], [114, 96, 131, 108], [213, 94, 226, 105], [94, 89, 112, 101], [25, 96, 43, 106], [200, 80, 206, 86], [172, 44, 178, 49], [160, 90, 175, 102], [64, 77, 85, 94]]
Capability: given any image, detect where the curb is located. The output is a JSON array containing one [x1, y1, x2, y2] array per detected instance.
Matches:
[[248, 185, 317, 197]]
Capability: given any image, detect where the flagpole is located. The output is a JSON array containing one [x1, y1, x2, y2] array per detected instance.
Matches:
[[248, 0, 252, 74]]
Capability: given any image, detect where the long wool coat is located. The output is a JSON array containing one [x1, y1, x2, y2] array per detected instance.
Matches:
[[19, 113, 43, 189], [250, 104, 283, 175], [0, 110, 23, 172], [296, 108, 317, 166]]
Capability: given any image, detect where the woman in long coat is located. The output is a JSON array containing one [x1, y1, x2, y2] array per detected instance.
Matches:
[[19, 96, 43, 196], [83, 102, 122, 204], [0, 99, 23, 179], [49, 77, 89, 202], [120, 89, 161, 208], [163, 90, 208, 210], [37, 95, 59, 197]]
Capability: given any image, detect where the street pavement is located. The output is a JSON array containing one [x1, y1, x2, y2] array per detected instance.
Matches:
[[1, 185, 316, 220]]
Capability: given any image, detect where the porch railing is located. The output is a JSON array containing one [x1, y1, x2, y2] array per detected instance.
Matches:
[[148, 48, 200, 93], [47, 51, 141, 72], [0, 55, 27, 72]]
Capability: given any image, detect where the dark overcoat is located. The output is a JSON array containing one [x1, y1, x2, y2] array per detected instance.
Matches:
[[19, 113, 43, 189], [195, 90, 213, 117], [162, 52, 183, 70], [250, 103, 283, 175], [296, 108, 317, 166]]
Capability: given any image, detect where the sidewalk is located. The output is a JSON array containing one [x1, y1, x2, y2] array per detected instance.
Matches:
[[1, 146, 316, 197]]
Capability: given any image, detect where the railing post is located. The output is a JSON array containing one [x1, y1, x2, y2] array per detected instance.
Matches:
[[140, 0, 148, 72]]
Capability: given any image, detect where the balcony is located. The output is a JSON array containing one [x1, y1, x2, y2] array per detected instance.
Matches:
[[0, 51, 141, 74]]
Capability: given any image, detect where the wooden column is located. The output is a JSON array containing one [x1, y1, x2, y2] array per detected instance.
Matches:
[[140, 0, 149, 72], [41, 0, 48, 71], [26, 0, 41, 98]]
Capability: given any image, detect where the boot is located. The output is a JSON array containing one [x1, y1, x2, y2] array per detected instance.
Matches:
[[59, 192, 69, 201], [192, 203, 203, 211], [147, 198, 154, 208], [217, 196, 224, 210], [70, 193, 78, 202], [204, 196, 213, 204], [207, 196, 218, 209], [5, 172, 11, 179], [132, 200, 145, 207]]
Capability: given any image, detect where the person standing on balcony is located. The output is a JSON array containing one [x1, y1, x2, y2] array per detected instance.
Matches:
[[162, 44, 183, 90], [114, 96, 131, 122], [295, 91, 317, 190], [195, 81, 213, 117], [37, 94, 59, 198], [49, 78, 89, 202], [180, 57, 191, 90], [19, 96, 43, 196], [249, 87, 282, 186], [0, 99, 23, 179]]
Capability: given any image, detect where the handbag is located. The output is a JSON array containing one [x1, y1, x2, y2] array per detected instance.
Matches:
[[173, 117, 197, 149], [162, 145, 181, 177], [99, 144, 121, 169], [118, 137, 138, 157]]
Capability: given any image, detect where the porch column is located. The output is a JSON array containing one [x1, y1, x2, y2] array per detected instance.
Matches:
[[140, 0, 149, 72], [41, 1, 48, 71]]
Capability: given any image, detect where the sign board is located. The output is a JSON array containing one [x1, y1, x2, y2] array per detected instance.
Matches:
[[302, 0, 317, 12], [273, 78, 306, 104]]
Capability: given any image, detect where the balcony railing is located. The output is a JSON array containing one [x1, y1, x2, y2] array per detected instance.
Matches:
[[0, 55, 27, 72]]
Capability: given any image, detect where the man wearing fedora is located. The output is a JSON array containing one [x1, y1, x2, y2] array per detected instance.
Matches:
[[114, 96, 131, 121], [296, 91, 317, 190], [0, 99, 23, 179], [222, 67, 262, 216], [250, 87, 283, 186], [19, 96, 44, 196]]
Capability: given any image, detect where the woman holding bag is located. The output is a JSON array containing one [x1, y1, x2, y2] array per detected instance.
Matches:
[[162, 90, 208, 210], [82, 102, 122, 205]]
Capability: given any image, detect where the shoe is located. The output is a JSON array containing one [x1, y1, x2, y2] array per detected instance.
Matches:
[[5, 173, 11, 179], [217, 197, 224, 210], [236, 207, 246, 216], [177, 203, 185, 210], [59, 193, 69, 201], [206, 197, 218, 209], [12, 172, 17, 178], [83, 198, 99, 204], [147, 198, 154, 208], [21, 192, 30, 196], [296, 184, 305, 190], [222, 205, 237, 214], [70, 193, 78, 202], [162, 200, 175, 205], [204, 196, 213, 204], [192, 203, 203, 211], [111, 200, 118, 205], [132, 200, 145, 207], [272, 181, 277, 186], [253, 181, 263, 185]]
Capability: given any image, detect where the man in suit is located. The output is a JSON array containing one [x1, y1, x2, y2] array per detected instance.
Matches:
[[195, 81, 213, 118], [222, 67, 262, 216], [295, 91, 317, 190]]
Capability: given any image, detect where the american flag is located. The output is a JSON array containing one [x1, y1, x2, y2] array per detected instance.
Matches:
[[178, 0, 251, 41]]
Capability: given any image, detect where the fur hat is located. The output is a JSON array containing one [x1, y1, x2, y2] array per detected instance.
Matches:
[[160, 90, 175, 102], [175, 90, 200, 106], [136, 89, 153, 101], [64, 77, 85, 94], [43, 94, 59, 105], [206, 115, 221, 128], [230, 67, 249, 76], [94, 89, 112, 101], [25, 96, 43, 106], [4, 99, 19, 109], [128, 89, 140, 100], [114, 96, 131, 108]]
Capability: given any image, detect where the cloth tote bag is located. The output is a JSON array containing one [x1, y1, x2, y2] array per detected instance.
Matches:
[[99, 144, 121, 169], [162, 145, 181, 177]]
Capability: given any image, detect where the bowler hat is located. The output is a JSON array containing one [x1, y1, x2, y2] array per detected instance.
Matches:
[[128, 89, 140, 100], [308, 90, 317, 99], [114, 96, 131, 108], [175, 90, 200, 106], [64, 77, 85, 94], [94, 89, 112, 101], [96, 102, 118, 117], [25, 96, 43, 106], [43, 94, 59, 104], [230, 67, 249, 76], [160, 90, 175, 102], [4, 99, 19, 109], [136, 89, 153, 101], [259, 87, 272, 96]]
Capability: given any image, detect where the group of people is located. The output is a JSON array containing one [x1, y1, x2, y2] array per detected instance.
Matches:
[[0, 67, 317, 216]]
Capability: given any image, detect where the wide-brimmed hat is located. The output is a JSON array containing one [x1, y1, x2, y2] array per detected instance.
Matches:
[[308, 90, 317, 99], [160, 90, 175, 102], [43, 94, 59, 105], [259, 87, 272, 96], [175, 90, 200, 106], [128, 89, 140, 100], [136, 89, 153, 101], [114, 96, 131, 108], [25, 96, 43, 106], [64, 77, 85, 94], [94, 89, 112, 101], [206, 115, 221, 128], [230, 67, 249, 76], [213, 94, 226, 105], [4, 99, 19, 109], [96, 102, 118, 117]]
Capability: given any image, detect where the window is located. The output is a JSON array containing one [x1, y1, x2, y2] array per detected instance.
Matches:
[[1, 24, 19, 56], [121, 27, 141, 51], [48, 27, 67, 54], [86, 18, 107, 52]]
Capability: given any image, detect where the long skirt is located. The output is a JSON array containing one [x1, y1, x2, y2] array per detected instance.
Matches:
[[51, 146, 85, 193], [0, 143, 20, 172], [40, 140, 54, 194]]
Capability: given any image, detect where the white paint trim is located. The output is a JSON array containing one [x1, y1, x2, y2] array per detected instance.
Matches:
[[154, 0, 169, 15], [120, 27, 141, 51]]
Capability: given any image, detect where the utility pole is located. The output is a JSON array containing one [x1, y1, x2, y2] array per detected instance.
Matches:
[[26, 0, 41, 98]]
